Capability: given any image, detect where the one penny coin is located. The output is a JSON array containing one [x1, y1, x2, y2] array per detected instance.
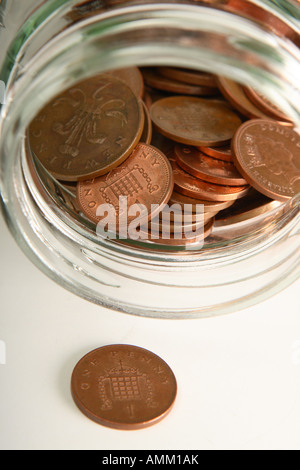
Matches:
[[217, 76, 271, 119], [231, 119, 300, 201], [151, 211, 215, 233], [243, 86, 292, 123], [77, 143, 174, 228], [71, 344, 177, 430], [215, 190, 281, 226], [142, 68, 217, 96], [140, 218, 215, 246], [159, 201, 219, 222], [175, 144, 247, 186], [160, 209, 216, 224], [150, 96, 242, 147], [157, 66, 218, 88], [169, 191, 235, 213], [198, 144, 233, 162], [29, 74, 144, 181], [171, 160, 250, 202]]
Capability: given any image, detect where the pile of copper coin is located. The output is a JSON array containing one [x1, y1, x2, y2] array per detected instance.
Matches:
[[28, 65, 300, 249]]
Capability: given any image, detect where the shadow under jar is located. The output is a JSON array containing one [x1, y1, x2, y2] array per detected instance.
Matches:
[[0, 0, 299, 319]]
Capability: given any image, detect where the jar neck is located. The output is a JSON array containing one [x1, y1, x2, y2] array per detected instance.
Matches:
[[2, 2, 300, 127]]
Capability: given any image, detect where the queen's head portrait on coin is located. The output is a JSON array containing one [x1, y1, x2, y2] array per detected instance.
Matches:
[[232, 119, 300, 201], [252, 135, 300, 187]]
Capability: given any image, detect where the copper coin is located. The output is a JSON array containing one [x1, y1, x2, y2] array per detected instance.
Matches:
[[140, 101, 153, 145], [108, 67, 144, 99], [71, 344, 177, 430], [172, 160, 250, 202], [151, 211, 215, 233], [139, 218, 214, 246], [215, 190, 282, 226], [141, 68, 217, 96], [29, 74, 144, 182], [157, 66, 219, 88], [159, 202, 218, 223], [150, 96, 242, 147], [156, 190, 220, 221], [77, 143, 174, 227], [175, 144, 247, 186], [198, 144, 233, 162], [161, 210, 217, 224], [231, 119, 300, 201], [243, 86, 292, 123], [217, 76, 271, 119], [169, 190, 235, 213]]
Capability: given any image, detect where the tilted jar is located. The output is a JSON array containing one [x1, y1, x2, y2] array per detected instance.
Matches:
[[0, 0, 299, 318]]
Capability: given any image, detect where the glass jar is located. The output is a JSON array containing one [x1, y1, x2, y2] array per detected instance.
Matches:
[[0, 0, 299, 319]]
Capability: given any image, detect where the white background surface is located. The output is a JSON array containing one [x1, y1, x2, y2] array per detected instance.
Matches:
[[0, 213, 300, 450]]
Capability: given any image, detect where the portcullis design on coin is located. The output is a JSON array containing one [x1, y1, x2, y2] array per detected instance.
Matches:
[[77, 143, 174, 230], [71, 345, 177, 430]]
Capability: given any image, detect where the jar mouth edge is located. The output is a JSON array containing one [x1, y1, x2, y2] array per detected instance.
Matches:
[[2, 0, 300, 132]]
